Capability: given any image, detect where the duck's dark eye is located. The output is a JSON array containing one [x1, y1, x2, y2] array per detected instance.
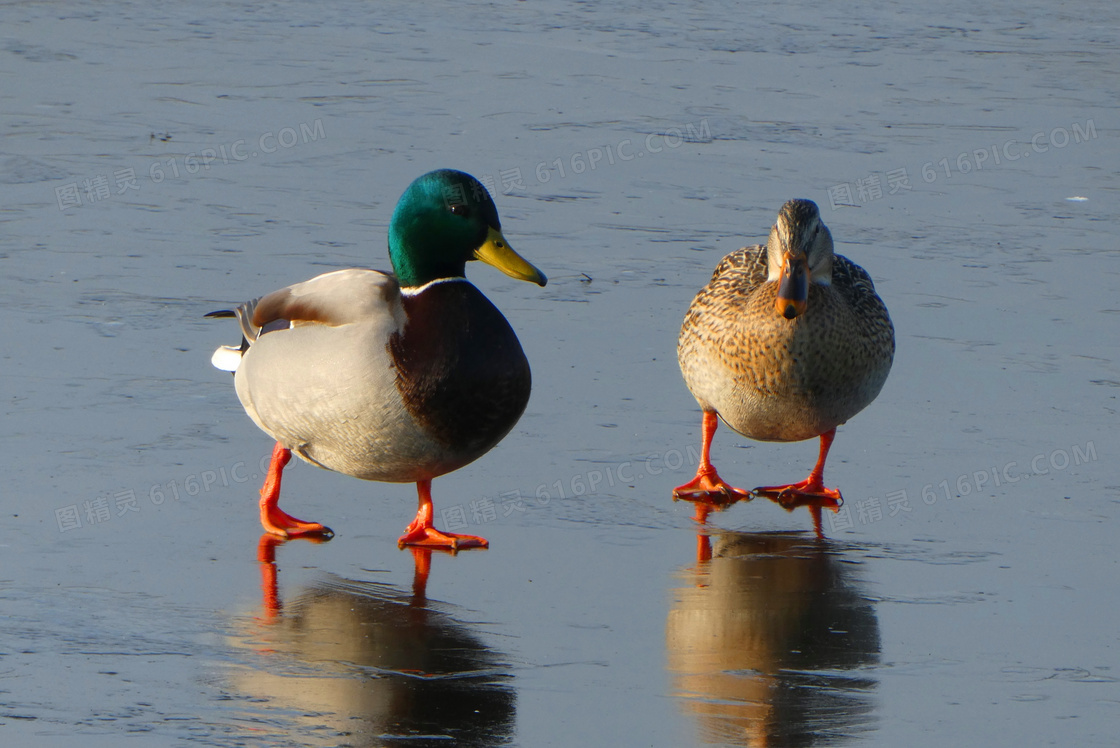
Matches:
[[449, 204, 471, 218]]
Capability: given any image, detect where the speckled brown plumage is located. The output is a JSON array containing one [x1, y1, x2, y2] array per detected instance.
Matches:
[[678, 204, 894, 444]]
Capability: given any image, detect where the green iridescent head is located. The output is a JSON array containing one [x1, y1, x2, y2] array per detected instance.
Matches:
[[388, 169, 547, 289]]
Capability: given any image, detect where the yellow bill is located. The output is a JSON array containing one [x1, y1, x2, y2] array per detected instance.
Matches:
[[474, 226, 547, 287]]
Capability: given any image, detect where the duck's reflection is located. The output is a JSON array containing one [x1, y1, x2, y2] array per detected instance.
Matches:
[[667, 531, 880, 747], [230, 537, 514, 747]]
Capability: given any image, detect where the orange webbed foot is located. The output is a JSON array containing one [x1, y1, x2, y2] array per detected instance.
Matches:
[[257, 442, 333, 539], [752, 478, 843, 510], [752, 428, 844, 512], [674, 411, 751, 507], [673, 466, 753, 505], [397, 521, 488, 551], [398, 479, 488, 551], [260, 503, 334, 539]]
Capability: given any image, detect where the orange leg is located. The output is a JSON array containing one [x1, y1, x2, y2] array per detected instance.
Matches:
[[397, 479, 488, 551], [753, 428, 844, 508], [673, 411, 752, 504], [258, 442, 333, 539]]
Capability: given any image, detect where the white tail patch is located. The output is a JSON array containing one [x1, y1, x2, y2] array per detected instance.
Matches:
[[210, 345, 243, 372]]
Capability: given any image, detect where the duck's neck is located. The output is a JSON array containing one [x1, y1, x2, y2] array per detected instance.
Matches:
[[388, 209, 470, 288], [390, 240, 466, 288]]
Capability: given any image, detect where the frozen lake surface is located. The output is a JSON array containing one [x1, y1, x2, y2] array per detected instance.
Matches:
[[1, 1, 1117, 745]]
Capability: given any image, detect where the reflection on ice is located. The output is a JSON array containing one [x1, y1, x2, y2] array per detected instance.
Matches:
[[667, 532, 880, 747], [227, 539, 514, 747]]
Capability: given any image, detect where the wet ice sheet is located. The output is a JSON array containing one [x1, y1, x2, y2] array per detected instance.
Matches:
[[1, 0, 1118, 746]]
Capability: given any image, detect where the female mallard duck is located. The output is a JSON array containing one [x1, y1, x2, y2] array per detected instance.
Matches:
[[208, 169, 546, 550], [674, 199, 893, 521]]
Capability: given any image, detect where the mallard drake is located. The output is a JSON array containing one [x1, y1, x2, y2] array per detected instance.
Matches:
[[208, 169, 546, 550], [674, 199, 894, 523]]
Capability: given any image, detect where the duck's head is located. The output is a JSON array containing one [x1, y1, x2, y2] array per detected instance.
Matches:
[[765, 199, 833, 320], [389, 169, 547, 289]]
